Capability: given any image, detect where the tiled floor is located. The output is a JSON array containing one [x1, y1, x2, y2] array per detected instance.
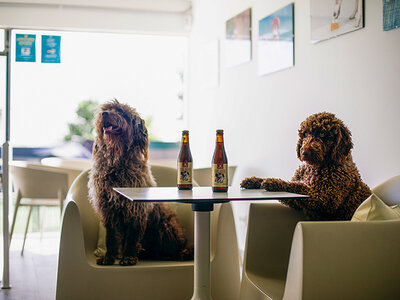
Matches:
[[0, 232, 59, 300]]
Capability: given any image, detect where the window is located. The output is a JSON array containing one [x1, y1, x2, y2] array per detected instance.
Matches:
[[10, 29, 187, 147]]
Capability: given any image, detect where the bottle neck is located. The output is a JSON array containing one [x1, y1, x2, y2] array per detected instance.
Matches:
[[213, 132, 227, 164], [179, 132, 192, 162], [216, 133, 223, 144], [182, 134, 189, 144]]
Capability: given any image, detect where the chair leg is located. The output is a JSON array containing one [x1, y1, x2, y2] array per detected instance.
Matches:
[[10, 193, 22, 242], [40, 206, 46, 241], [21, 206, 33, 256]]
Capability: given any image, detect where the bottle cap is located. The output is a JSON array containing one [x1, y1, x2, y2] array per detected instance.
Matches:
[[182, 130, 189, 135], [216, 129, 224, 134]]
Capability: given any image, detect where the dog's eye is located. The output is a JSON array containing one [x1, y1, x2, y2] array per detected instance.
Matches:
[[115, 108, 130, 120], [319, 132, 325, 138]]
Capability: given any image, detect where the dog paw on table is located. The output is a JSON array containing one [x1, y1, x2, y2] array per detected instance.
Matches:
[[240, 176, 264, 189], [261, 178, 287, 191]]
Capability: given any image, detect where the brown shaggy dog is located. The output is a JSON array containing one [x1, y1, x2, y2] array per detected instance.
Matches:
[[241, 112, 371, 220], [88, 99, 192, 265]]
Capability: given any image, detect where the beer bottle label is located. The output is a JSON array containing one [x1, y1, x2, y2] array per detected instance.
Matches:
[[178, 162, 193, 185], [212, 163, 228, 187]]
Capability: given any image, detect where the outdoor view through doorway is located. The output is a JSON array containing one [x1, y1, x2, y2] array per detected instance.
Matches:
[[1, 29, 188, 148]]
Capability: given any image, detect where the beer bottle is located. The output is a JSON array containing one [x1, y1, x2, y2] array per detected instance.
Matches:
[[177, 130, 193, 190], [212, 129, 228, 192]]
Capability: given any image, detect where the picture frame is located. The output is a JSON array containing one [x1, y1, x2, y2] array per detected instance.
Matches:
[[258, 3, 294, 76], [383, 0, 400, 31], [225, 8, 252, 68], [310, 0, 364, 43]]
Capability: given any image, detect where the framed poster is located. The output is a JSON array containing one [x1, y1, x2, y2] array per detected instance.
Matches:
[[383, 0, 400, 31], [258, 3, 294, 76], [310, 0, 364, 43], [225, 8, 252, 68], [42, 35, 61, 63], [16, 34, 36, 62]]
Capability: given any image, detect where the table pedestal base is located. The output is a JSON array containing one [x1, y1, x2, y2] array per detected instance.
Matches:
[[191, 211, 212, 300]]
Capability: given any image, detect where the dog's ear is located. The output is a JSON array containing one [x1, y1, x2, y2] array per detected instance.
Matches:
[[296, 126, 306, 160], [331, 123, 353, 163], [296, 136, 303, 160], [92, 141, 99, 156], [132, 118, 149, 161]]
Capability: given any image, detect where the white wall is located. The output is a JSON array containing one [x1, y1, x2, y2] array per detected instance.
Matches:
[[188, 0, 400, 257]]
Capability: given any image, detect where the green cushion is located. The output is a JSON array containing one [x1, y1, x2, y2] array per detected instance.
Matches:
[[351, 193, 400, 221]]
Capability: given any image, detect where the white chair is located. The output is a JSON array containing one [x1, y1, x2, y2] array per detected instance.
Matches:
[[194, 165, 237, 186], [240, 175, 400, 300], [9, 164, 69, 254], [56, 165, 241, 300], [28, 163, 82, 188], [11, 160, 82, 192]]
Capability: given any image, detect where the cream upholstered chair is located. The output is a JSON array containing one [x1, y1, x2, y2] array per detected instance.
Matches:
[[26, 162, 83, 188], [240, 175, 400, 300], [372, 175, 400, 206], [56, 165, 240, 300], [9, 164, 69, 254], [193, 165, 237, 186], [11, 160, 82, 188]]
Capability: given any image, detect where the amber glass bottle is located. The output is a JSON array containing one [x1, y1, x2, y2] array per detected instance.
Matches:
[[212, 129, 228, 192], [177, 130, 193, 190]]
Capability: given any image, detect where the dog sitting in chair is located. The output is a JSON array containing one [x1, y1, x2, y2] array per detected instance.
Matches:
[[241, 112, 371, 221], [88, 99, 193, 265]]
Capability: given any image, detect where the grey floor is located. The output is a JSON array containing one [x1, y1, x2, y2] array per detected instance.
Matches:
[[0, 232, 58, 300]]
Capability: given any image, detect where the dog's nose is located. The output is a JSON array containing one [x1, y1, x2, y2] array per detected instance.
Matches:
[[102, 112, 108, 117], [301, 149, 311, 160]]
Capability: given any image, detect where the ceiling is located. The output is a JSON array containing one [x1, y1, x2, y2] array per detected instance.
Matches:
[[0, 0, 192, 13]]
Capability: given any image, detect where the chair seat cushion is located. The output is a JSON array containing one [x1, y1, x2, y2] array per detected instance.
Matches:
[[351, 193, 400, 221]]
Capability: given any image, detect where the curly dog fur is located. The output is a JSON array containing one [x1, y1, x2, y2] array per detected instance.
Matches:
[[241, 112, 371, 220], [88, 99, 192, 265]]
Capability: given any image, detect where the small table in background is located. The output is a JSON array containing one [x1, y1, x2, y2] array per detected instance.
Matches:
[[114, 186, 308, 300]]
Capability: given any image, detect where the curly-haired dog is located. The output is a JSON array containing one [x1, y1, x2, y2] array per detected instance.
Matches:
[[88, 99, 192, 265], [241, 112, 371, 220]]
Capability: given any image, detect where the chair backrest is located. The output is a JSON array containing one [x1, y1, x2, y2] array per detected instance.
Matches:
[[193, 166, 237, 187], [150, 165, 179, 187], [26, 163, 82, 188], [149, 165, 218, 250], [41, 157, 93, 171], [372, 175, 400, 206], [150, 164, 199, 187], [10, 164, 69, 199]]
